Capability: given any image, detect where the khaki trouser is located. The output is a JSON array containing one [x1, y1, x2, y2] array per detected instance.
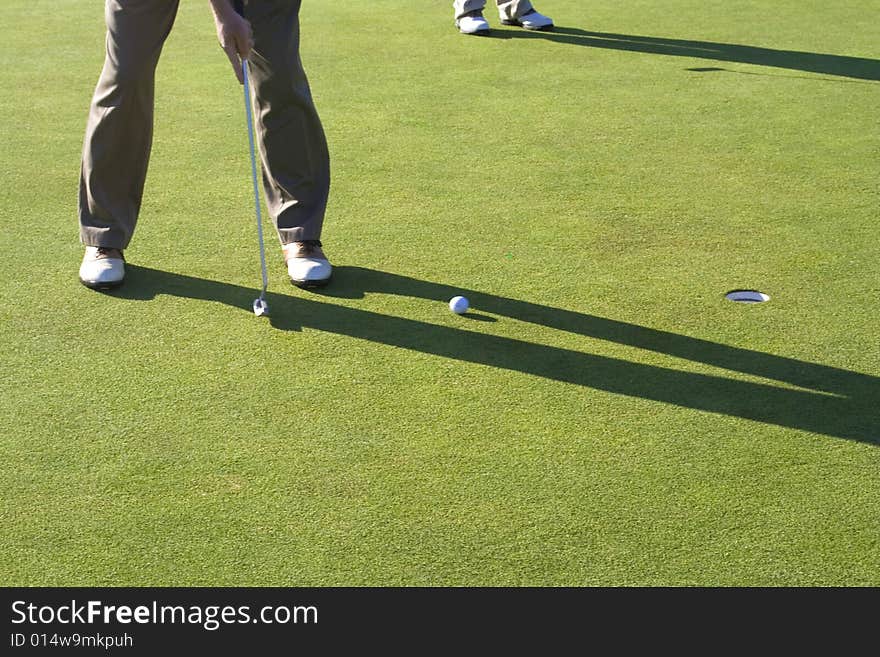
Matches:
[[453, 0, 534, 21], [79, 0, 330, 249]]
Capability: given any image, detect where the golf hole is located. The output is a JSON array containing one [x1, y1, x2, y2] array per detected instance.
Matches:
[[725, 290, 770, 303]]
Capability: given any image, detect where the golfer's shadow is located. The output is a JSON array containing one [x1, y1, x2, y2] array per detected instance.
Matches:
[[114, 265, 879, 446], [488, 27, 880, 82]]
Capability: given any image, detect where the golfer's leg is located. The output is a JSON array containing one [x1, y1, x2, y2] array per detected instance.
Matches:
[[454, 0, 488, 20], [79, 0, 180, 249], [496, 0, 533, 21], [246, 0, 330, 245]]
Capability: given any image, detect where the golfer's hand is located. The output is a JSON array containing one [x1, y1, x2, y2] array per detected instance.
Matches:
[[210, 1, 253, 84]]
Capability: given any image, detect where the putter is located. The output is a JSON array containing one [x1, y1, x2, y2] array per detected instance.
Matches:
[[242, 58, 270, 317]]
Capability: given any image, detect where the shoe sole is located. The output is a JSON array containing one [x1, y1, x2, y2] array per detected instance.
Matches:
[[457, 25, 490, 35], [290, 277, 331, 290], [500, 20, 554, 31], [79, 277, 124, 291]]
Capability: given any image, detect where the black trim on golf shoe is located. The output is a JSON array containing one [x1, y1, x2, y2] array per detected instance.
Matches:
[[290, 275, 332, 290], [79, 276, 125, 291]]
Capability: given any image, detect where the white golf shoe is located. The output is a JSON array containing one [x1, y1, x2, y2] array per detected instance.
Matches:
[[284, 240, 332, 288], [456, 12, 490, 35], [502, 8, 554, 31], [79, 246, 125, 289]]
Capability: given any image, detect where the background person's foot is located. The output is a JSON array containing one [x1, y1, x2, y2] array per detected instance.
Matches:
[[284, 240, 332, 288], [456, 10, 490, 35], [501, 8, 554, 31], [79, 246, 125, 289]]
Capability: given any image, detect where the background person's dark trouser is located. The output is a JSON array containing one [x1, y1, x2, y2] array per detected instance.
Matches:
[[79, 0, 330, 250]]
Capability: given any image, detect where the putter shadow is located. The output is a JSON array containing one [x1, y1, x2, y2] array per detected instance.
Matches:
[[111, 265, 879, 446], [490, 26, 880, 82]]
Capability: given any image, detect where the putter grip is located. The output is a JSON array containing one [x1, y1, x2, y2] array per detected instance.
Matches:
[[233, 0, 244, 17]]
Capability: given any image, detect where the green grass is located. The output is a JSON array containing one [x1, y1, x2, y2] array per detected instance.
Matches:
[[1, 0, 878, 586]]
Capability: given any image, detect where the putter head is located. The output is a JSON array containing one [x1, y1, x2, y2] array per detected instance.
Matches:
[[253, 298, 269, 317]]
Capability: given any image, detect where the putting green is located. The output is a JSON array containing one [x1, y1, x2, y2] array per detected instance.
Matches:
[[1, 1, 878, 586]]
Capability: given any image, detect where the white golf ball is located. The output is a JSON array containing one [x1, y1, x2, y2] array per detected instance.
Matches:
[[449, 296, 469, 314]]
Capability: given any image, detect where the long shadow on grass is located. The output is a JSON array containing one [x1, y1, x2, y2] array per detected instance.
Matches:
[[489, 27, 880, 82], [114, 265, 879, 446]]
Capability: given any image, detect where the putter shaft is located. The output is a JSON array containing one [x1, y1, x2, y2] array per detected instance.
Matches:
[[242, 60, 269, 300]]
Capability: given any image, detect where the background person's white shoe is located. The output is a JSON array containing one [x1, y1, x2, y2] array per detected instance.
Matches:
[[79, 246, 125, 289], [457, 12, 490, 35], [502, 8, 554, 31], [284, 240, 332, 289]]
